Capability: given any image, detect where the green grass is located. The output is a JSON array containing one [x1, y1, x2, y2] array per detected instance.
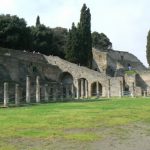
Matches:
[[0, 97, 150, 149], [125, 70, 137, 75]]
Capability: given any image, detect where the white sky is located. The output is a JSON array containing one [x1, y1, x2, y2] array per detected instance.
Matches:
[[0, 0, 150, 66]]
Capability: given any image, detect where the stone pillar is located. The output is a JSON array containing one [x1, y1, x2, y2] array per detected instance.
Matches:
[[76, 79, 79, 99], [4, 82, 9, 107], [66, 85, 70, 98], [119, 81, 122, 98], [60, 84, 64, 101], [108, 79, 111, 98], [36, 76, 40, 103], [26, 75, 30, 103], [96, 81, 100, 98], [143, 91, 146, 97], [81, 79, 84, 98], [132, 82, 135, 97], [71, 84, 75, 99], [53, 84, 57, 101], [88, 82, 92, 97], [44, 84, 49, 102], [85, 80, 88, 98], [15, 84, 20, 105]]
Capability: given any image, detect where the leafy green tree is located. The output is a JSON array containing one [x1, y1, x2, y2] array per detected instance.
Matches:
[[36, 15, 40, 27], [0, 14, 31, 50], [92, 32, 112, 50], [146, 30, 150, 66], [52, 27, 68, 58], [30, 24, 53, 55]]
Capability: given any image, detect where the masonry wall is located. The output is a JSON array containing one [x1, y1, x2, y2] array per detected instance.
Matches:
[[110, 77, 123, 97], [92, 48, 146, 75]]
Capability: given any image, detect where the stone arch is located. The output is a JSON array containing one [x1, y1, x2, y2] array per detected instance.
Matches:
[[59, 72, 74, 98], [78, 78, 88, 98], [91, 82, 102, 97]]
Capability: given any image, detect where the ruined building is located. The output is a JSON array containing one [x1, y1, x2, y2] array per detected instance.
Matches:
[[0, 46, 149, 105]]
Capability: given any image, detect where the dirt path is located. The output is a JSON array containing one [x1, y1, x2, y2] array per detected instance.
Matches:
[[3, 123, 150, 150]]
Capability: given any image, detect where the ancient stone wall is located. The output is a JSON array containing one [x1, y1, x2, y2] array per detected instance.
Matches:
[[0, 47, 141, 100], [92, 48, 146, 76]]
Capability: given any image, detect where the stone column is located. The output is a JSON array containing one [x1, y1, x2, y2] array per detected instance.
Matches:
[[26, 75, 30, 103], [4, 82, 9, 107], [53, 84, 57, 101], [36, 76, 40, 103], [96, 81, 100, 98], [85, 80, 88, 98], [60, 84, 64, 101], [44, 84, 49, 102], [81, 79, 84, 98], [15, 84, 20, 106], [108, 79, 111, 98], [66, 85, 70, 98], [76, 79, 79, 99], [119, 81, 122, 98], [71, 84, 75, 99], [132, 82, 135, 97], [144, 91, 146, 97]]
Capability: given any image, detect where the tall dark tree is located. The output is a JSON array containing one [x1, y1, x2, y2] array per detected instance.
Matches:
[[65, 23, 80, 63], [78, 4, 92, 67], [36, 15, 40, 27], [146, 30, 150, 66], [92, 32, 112, 50]]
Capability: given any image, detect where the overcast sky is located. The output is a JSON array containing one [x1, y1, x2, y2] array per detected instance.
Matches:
[[0, 0, 150, 66]]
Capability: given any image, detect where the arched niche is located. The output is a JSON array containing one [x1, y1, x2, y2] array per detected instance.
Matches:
[[78, 78, 88, 98], [59, 72, 74, 98], [91, 82, 102, 97]]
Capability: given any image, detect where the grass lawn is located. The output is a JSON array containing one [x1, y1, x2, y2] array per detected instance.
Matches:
[[0, 97, 150, 149]]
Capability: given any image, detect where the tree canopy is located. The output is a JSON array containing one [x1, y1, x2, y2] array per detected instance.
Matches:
[[146, 30, 150, 66], [0, 4, 112, 67], [0, 14, 31, 50], [92, 32, 112, 50], [65, 3, 92, 67]]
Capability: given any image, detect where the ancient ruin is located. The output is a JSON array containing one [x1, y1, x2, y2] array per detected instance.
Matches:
[[0, 47, 149, 106]]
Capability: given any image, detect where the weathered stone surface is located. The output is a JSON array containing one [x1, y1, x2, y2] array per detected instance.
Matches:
[[0, 46, 149, 100]]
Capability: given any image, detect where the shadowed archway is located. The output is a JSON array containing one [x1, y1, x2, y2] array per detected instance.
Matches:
[[59, 72, 74, 98], [91, 82, 102, 97]]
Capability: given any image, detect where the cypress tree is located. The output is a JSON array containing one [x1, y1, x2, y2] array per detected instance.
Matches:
[[146, 30, 150, 66], [36, 15, 40, 27], [65, 3, 92, 67], [78, 4, 92, 67], [65, 23, 80, 63]]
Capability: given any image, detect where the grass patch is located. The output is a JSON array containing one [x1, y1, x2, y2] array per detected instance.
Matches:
[[125, 70, 137, 75], [0, 97, 150, 149]]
